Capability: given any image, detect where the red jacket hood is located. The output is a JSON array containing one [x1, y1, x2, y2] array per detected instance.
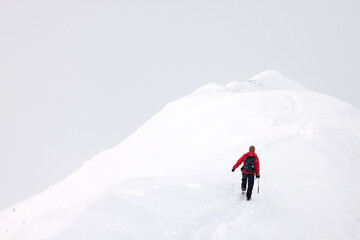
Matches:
[[246, 151, 257, 157]]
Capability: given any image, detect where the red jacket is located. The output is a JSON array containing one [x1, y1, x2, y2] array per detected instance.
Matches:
[[232, 151, 260, 175]]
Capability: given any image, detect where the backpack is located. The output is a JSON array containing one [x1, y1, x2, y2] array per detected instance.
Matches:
[[244, 155, 256, 173]]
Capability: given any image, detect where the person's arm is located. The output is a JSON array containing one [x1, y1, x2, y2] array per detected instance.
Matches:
[[232, 154, 246, 171], [255, 156, 260, 177]]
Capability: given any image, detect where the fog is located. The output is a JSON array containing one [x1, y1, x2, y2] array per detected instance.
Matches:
[[1, 0, 359, 209]]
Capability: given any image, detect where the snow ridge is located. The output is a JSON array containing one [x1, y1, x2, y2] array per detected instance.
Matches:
[[1, 71, 360, 240], [192, 71, 307, 95]]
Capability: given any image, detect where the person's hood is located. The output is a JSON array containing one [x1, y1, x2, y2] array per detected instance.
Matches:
[[246, 151, 257, 157]]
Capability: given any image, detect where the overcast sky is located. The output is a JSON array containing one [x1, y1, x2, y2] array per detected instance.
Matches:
[[1, 0, 359, 210]]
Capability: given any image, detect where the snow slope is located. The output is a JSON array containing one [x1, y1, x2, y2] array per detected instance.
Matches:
[[1, 71, 360, 240]]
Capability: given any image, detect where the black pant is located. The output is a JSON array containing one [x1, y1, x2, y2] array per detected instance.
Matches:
[[241, 173, 255, 198]]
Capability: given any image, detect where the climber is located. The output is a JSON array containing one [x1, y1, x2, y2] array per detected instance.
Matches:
[[232, 145, 260, 200]]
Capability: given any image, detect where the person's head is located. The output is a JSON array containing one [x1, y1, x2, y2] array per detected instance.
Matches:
[[249, 145, 255, 152]]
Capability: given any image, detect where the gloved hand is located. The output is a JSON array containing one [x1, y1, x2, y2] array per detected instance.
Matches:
[[256, 175, 260, 179], [232, 169, 235, 172]]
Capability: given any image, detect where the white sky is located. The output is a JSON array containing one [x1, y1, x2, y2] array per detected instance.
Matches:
[[1, 0, 359, 210]]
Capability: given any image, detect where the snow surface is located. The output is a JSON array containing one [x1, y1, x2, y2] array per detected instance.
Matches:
[[1, 71, 360, 240]]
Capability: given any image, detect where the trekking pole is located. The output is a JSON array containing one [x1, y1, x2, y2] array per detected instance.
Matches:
[[257, 178, 259, 194]]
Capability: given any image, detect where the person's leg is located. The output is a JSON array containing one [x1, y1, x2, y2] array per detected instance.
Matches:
[[246, 174, 255, 200], [241, 172, 247, 191]]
